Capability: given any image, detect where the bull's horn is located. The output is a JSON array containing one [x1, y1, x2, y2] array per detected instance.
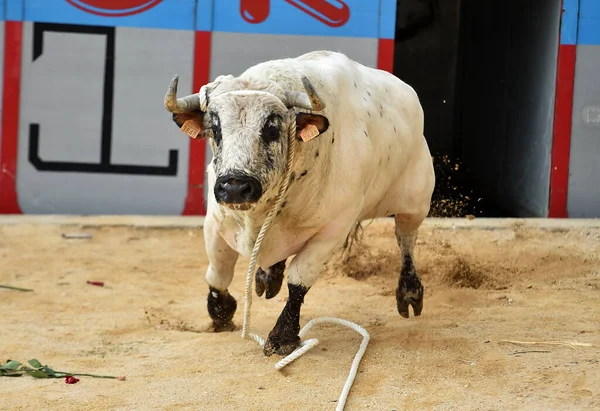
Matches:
[[164, 75, 201, 113], [284, 76, 326, 111]]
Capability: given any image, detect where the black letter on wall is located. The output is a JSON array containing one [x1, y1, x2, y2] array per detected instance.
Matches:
[[29, 23, 178, 176]]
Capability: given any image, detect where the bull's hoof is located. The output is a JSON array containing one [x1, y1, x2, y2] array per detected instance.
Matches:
[[210, 320, 236, 333], [207, 287, 237, 328], [255, 261, 285, 299], [263, 332, 301, 357], [396, 275, 424, 318]]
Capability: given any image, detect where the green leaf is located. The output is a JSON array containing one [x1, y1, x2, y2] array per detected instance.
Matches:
[[42, 366, 56, 376], [28, 359, 43, 368], [26, 370, 49, 378], [1, 370, 24, 377], [1, 360, 22, 370]]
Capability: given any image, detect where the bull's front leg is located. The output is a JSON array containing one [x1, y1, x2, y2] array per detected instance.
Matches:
[[255, 260, 286, 299], [263, 215, 359, 356], [204, 215, 239, 332]]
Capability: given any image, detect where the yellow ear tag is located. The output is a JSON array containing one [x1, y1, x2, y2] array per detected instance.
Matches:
[[181, 119, 202, 139], [299, 124, 320, 142]]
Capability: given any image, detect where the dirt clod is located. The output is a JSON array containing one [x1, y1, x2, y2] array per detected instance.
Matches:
[[442, 257, 494, 289]]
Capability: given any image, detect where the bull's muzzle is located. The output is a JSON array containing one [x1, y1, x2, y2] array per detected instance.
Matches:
[[215, 174, 263, 206]]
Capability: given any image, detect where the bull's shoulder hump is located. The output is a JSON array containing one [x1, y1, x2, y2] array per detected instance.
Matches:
[[240, 51, 356, 81], [237, 52, 421, 110]]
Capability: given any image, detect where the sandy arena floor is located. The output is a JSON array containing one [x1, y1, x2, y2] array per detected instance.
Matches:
[[1, 217, 599, 410]]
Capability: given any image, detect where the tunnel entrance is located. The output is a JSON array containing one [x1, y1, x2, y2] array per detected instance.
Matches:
[[393, 0, 562, 217]]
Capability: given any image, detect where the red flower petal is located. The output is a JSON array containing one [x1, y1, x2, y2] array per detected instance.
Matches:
[[65, 376, 80, 384]]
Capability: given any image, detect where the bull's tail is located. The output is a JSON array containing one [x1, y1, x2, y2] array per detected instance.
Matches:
[[341, 221, 365, 262]]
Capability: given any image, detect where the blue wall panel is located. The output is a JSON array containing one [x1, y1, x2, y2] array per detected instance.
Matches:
[[580, 0, 600, 16], [196, 0, 212, 31], [4, 0, 393, 36], [561, 0, 579, 45], [22, 0, 197, 31], [6, 0, 23, 21], [578, 19, 600, 45], [378, 0, 396, 39], [214, 0, 380, 38], [578, 0, 600, 45]]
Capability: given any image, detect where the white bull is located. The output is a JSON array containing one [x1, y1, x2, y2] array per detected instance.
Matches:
[[164, 51, 435, 356]]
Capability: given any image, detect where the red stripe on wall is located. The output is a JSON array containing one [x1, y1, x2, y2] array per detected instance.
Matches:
[[377, 38, 394, 73], [549, 44, 576, 218], [182, 30, 211, 216], [0, 21, 23, 214]]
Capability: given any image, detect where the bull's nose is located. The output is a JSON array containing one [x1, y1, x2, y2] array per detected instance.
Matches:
[[215, 175, 263, 204]]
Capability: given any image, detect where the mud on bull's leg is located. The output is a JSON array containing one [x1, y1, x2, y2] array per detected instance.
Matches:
[[204, 215, 239, 332], [263, 283, 309, 356], [207, 287, 237, 332], [255, 260, 286, 299], [263, 213, 360, 356], [394, 215, 425, 318]]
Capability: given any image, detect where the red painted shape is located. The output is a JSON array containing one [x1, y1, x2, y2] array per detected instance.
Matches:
[[241, 0, 270, 24], [182, 31, 211, 216], [0, 22, 23, 214], [549, 44, 577, 218], [285, 0, 350, 27], [377, 38, 395, 73], [65, 0, 162, 17]]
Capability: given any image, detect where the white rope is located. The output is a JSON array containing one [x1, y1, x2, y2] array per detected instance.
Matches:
[[240, 120, 297, 340], [239, 118, 371, 410]]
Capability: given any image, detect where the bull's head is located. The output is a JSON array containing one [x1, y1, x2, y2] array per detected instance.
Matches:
[[164, 74, 329, 210]]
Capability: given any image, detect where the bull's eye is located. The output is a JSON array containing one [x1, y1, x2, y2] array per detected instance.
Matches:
[[211, 113, 222, 145], [261, 115, 280, 143]]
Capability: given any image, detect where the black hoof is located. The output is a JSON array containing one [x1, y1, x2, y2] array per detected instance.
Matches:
[[207, 287, 237, 329], [255, 261, 285, 299], [396, 275, 424, 318], [210, 320, 236, 332], [263, 331, 301, 357]]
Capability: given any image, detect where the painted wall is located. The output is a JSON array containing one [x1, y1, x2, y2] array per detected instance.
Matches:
[[0, 0, 397, 215], [549, 0, 600, 218], [0, 3, 4, 147], [566, 0, 600, 217]]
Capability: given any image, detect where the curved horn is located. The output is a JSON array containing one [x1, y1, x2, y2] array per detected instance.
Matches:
[[284, 76, 326, 111], [164, 75, 201, 113]]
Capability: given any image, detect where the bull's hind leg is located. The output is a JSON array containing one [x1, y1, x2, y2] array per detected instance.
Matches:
[[255, 260, 286, 299], [204, 215, 239, 332], [394, 214, 425, 318]]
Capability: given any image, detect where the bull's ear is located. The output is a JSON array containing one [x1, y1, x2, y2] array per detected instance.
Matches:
[[172, 110, 207, 139], [296, 112, 329, 142]]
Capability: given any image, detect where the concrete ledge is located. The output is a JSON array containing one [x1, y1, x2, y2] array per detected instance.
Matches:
[[0, 215, 205, 228], [0, 215, 599, 230], [422, 217, 600, 230]]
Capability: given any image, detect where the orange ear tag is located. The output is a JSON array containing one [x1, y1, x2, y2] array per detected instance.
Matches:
[[180, 119, 202, 139], [299, 124, 320, 142]]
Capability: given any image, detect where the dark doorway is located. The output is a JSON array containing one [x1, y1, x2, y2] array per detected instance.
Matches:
[[393, 0, 562, 217]]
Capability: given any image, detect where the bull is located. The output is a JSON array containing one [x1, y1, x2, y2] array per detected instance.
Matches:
[[164, 51, 435, 356]]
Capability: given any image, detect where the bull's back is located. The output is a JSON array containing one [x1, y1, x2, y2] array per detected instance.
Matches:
[[297, 53, 430, 219], [243, 52, 431, 218], [242, 51, 421, 127], [292, 51, 424, 147]]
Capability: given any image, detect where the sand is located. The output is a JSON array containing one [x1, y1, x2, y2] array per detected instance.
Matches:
[[1, 218, 599, 410]]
